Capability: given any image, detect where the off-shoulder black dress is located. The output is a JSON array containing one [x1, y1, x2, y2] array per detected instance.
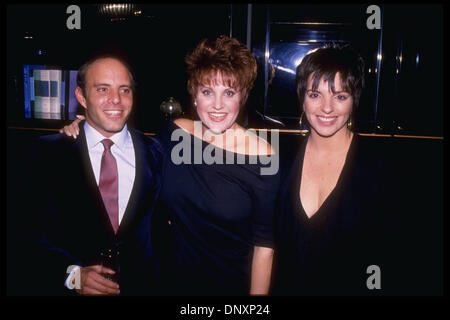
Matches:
[[158, 121, 280, 295]]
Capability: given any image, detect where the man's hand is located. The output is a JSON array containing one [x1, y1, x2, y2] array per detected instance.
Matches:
[[75, 265, 120, 295]]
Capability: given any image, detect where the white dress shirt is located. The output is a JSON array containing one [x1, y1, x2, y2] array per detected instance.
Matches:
[[83, 121, 136, 224], [65, 121, 136, 290]]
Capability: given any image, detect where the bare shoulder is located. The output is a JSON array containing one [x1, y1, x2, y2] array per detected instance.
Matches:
[[174, 118, 194, 134], [240, 128, 276, 156], [255, 133, 276, 156]]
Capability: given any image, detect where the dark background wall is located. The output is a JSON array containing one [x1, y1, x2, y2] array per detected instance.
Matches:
[[7, 4, 233, 132], [6, 4, 443, 137]]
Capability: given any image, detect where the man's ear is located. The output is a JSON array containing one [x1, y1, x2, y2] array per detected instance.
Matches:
[[75, 87, 87, 109]]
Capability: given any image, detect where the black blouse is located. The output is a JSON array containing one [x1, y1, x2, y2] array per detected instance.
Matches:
[[158, 121, 280, 295], [272, 134, 399, 295]]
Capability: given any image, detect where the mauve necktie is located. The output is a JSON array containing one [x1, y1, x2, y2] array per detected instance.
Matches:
[[99, 139, 119, 233]]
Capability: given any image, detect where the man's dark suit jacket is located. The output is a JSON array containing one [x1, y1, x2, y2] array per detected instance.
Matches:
[[21, 122, 166, 295]]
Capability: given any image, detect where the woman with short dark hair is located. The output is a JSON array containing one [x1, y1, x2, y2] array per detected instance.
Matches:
[[272, 44, 397, 295]]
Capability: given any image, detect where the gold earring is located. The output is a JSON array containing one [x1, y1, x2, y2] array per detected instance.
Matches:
[[299, 111, 309, 136], [347, 117, 353, 130]]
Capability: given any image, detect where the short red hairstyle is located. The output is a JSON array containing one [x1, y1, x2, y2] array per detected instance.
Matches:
[[185, 35, 257, 108]]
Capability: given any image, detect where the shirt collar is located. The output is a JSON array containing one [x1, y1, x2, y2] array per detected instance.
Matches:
[[84, 121, 130, 152]]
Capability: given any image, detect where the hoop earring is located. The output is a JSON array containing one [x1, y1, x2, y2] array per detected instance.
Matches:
[[347, 116, 353, 130], [299, 111, 309, 136]]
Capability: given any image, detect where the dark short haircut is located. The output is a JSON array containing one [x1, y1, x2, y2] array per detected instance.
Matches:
[[185, 35, 257, 108], [296, 44, 365, 111], [76, 54, 136, 97]]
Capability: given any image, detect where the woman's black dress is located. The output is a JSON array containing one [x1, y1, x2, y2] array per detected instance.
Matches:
[[272, 134, 399, 295], [158, 121, 280, 295]]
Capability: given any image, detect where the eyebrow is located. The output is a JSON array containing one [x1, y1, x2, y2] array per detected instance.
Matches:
[[306, 89, 349, 93], [199, 83, 236, 89], [331, 90, 349, 94], [93, 83, 131, 88]]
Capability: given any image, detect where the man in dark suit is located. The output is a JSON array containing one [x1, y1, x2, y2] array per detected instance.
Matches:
[[22, 55, 165, 295]]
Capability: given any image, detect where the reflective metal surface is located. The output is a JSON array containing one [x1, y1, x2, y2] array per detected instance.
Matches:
[[248, 4, 442, 136], [160, 97, 182, 118]]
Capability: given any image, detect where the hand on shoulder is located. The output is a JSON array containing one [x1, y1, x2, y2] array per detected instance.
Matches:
[[59, 115, 85, 139]]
